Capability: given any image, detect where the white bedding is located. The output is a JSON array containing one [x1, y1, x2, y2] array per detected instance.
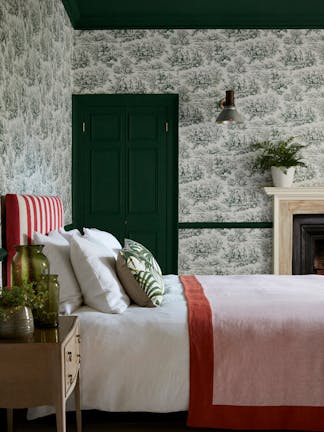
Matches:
[[75, 274, 189, 412], [29, 273, 324, 419], [28, 274, 189, 419]]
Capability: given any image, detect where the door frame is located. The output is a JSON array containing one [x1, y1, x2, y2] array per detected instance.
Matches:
[[72, 94, 179, 273]]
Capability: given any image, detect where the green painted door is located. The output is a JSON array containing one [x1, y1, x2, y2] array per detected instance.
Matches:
[[73, 94, 178, 274]]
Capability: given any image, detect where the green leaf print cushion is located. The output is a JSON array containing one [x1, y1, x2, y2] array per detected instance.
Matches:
[[116, 240, 164, 307], [124, 238, 163, 276]]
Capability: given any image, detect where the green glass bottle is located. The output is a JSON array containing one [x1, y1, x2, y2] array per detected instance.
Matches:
[[11, 245, 49, 287], [33, 274, 60, 328]]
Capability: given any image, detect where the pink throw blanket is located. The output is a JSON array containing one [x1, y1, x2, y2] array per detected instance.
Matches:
[[181, 274, 324, 430]]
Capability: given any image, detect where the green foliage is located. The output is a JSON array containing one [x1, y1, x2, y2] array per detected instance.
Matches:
[[251, 137, 306, 173], [32, 282, 57, 326], [121, 241, 164, 306], [125, 238, 162, 275], [0, 284, 45, 321]]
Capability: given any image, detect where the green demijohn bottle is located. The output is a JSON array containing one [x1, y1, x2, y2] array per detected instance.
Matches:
[[33, 274, 60, 328], [11, 244, 49, 286]]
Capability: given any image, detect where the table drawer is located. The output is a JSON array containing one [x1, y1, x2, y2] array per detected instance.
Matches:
[[64, 322, 80, 396]]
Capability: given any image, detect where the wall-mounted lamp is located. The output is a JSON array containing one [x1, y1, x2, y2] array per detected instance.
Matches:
[[216, 90, 243, 124]]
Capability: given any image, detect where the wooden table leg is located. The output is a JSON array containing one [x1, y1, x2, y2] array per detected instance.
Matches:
[[6, 409, 13, 432], [55, 396, 66, 432], [74, 374, 82, 432]]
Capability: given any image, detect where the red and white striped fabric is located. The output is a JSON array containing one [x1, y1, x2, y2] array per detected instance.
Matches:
[[4, 194, 64, 286]]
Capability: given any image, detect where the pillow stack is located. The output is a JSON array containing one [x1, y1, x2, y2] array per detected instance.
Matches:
[[33, 227, 164, 313], [116, 238, 164, 307]]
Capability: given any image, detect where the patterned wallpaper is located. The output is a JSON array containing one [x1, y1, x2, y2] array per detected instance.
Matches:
[[73, 29, 324, 273], [0, 0, 73, 223], [1, 17, 324, 274], [179, 228, 272, 275]]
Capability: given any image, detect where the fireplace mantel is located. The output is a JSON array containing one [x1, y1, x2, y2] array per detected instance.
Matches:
[[264, 187, 324, 274]]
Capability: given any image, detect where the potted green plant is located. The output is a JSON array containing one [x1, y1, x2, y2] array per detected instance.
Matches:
[[251, 137, 306, 187], [0, 284, 38, 338]]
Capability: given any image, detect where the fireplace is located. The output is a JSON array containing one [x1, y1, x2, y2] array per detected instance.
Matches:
[[292, 214, 324, 275], [264, 187, 324, 274]]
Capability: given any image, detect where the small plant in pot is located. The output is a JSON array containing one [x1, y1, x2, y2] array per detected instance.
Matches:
[[0, 284, 41, 339], [251, 137, 306, 187]]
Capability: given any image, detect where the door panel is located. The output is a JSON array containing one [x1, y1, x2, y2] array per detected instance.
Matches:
[[91, 149, 120, 214], [128, 149, 158, 214], [129, 113, 158, 141], [73, 94, 178, 273], [80, 107, 126, 241], [92, 113, 121, 141], [126, 105, 167, 267]]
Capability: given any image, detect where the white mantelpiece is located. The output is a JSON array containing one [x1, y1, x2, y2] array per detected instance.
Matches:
[[264, 187, 324, 275]]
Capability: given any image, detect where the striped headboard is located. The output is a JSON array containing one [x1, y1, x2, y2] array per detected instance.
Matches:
[[2, 194, 64, 286]]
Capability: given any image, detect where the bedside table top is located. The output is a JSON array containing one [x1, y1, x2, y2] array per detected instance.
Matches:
[[0, 315, 78, 344]]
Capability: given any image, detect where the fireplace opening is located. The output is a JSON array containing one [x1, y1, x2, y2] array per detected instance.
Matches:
[[292, 214, 324, 275], [314, 241, 324, 275]]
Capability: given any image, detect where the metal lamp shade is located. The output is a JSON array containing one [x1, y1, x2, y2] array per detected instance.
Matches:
[[216, 90, 243, 124]]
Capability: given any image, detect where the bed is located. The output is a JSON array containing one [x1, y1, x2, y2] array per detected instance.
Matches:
[[2, 193, 324, 431]]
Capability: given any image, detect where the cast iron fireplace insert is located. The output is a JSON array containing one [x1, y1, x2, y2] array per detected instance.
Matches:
[[292, 214, 324, 275]]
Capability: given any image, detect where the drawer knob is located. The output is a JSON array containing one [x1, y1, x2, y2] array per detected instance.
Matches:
[[67, 351, 72, 362]]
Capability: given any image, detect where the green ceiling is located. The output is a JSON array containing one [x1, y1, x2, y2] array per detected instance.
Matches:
[[62, 0, 324, 29]]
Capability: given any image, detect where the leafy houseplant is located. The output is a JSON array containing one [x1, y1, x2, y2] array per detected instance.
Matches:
[[0, 284, 45, 338], [0, 285, 35, 320], [251, 137, 306, 187], [0, 285, 35, 338]]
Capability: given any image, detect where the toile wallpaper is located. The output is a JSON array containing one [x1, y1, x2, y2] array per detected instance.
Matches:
[[1, 12, 324, 274], [73, 29, 324, 273], [0, 0, 73, 224], [179, 228, 272, 275]]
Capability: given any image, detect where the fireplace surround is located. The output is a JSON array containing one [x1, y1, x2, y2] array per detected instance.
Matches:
[[264, 187, 324, 275]]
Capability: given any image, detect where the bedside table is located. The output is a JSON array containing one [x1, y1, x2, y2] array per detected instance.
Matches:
[[0, 316, 81, 432]]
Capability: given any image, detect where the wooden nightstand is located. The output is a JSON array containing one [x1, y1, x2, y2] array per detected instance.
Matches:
[[0, 316, 81, 432]]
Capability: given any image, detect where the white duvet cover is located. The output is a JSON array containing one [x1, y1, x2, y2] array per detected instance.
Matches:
[[28, 275, 189, 419], [75, 274, 189, 412], [29, 273, 324, 418]]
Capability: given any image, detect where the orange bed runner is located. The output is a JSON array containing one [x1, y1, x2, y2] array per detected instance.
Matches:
[[180, 275, 324, 431]]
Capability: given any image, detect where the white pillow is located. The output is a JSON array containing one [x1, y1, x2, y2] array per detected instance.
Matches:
[[33, 231, 83, 314], [48, 229, 70, 243], [83, 228, 121, 259], [58, 227, 82, 242], [70, 235, 130, 314]]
